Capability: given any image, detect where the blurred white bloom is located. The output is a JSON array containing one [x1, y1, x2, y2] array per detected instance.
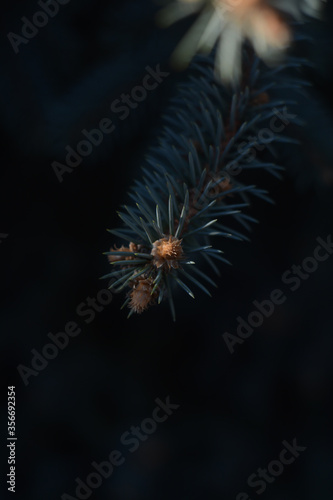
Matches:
[[157, 0, 326, 82]]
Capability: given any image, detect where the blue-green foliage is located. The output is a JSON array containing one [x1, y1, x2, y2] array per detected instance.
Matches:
[[103, 48, 305, 319]]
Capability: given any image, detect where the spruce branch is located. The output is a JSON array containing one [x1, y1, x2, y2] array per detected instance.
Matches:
[[103, 47, 305, 320]]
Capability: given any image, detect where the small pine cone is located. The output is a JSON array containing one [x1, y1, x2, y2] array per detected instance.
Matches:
[[129, 277, 158, 314], [107, 242, 139, 262], [151, 235, 184, 270]]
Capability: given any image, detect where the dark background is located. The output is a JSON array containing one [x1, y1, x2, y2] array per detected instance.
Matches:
[[1, 1, 333, 499]]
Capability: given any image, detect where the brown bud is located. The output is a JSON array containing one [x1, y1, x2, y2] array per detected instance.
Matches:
[[129, 277, 157, 314], [151, 235, 184, 270]]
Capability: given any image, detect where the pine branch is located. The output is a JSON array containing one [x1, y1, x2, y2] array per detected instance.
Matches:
[[103, 47, 305, 320]]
